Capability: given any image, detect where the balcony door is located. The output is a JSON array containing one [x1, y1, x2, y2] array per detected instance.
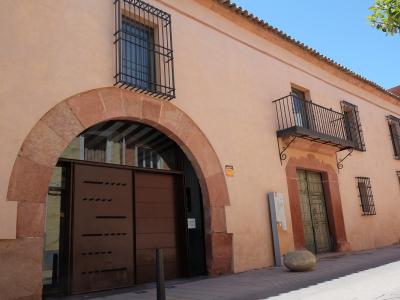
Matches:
[[292, 88, 317, 131], [292, 89, 307, 128]]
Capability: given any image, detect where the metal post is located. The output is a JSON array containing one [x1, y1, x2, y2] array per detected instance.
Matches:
[[156, 248, 166, 300], [268, 193, 282, 267]]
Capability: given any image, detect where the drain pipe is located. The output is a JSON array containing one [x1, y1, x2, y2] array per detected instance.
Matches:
[[156, 248, 166, 300]]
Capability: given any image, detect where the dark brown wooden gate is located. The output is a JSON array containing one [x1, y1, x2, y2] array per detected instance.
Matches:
[[71, 164, 134, 294], [135, 172, 185, 283]]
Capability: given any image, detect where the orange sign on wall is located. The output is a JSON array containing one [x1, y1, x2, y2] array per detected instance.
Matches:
[[225, 165, 234, 177]]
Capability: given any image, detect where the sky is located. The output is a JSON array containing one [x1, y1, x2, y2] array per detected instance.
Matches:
[[232, 0, 399, 89]]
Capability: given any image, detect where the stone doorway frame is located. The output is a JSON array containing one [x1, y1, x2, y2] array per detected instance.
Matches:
[[2, 87, 232, 299], [285, 155, 349, 252]]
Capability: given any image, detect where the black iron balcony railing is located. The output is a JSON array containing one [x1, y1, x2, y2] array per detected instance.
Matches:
[[273, 94, 355, 149]]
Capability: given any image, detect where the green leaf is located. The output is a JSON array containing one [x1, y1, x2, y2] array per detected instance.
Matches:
[[369, 0, 400, 35]]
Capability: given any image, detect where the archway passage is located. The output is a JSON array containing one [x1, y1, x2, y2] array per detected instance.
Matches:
[[3, 87, 232, 300], [43, 120, 207, 295]]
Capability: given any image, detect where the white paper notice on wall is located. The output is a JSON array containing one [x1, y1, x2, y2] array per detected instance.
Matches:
[[187, 218, 196, 229], [273, 192, 287, 231]]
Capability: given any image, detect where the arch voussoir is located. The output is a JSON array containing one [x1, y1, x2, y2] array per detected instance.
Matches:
[[41, 101, 84, 144]]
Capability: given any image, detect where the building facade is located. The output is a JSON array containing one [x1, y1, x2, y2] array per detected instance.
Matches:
[[0, 0, 400, 298]]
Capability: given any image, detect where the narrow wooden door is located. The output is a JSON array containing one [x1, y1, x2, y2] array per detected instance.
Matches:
[[134, 172, 185, 283], [297, 170, 332, 253], [71, 164, 134, 294]]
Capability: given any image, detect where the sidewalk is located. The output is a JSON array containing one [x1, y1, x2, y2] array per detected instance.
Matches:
[[269, 261, 400, 300], [54, 245, 400, 300]]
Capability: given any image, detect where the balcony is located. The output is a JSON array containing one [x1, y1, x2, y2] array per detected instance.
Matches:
[[273, 94, 354, 150]]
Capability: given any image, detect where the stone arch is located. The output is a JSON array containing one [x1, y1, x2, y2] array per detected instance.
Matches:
[[4, 87, 232, 299]]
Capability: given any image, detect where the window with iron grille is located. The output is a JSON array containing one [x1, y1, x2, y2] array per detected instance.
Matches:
[[356, 177, 376, 215], [387, 115, 400, 159], [341, 101, 366, 151], [114, 0, 175, 100], [397, 171, 400, 184]]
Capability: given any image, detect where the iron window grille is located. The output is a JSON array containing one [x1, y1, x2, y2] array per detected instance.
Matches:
[[356, 177, 376, 216], [114, 0, 175, 100], [341, 101, 366, 151], [387, 115, 400, 159]]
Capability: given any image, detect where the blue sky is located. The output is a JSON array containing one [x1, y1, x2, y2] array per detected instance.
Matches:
[[232, 0, 399, 89]]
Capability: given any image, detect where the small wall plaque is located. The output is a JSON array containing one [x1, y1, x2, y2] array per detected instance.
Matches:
[[271, 192, 287, 231], [225, 165, 234, 177], [187, 218, 196, 229]]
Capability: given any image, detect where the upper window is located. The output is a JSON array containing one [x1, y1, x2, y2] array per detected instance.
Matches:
[[114, 0, 175, 99], [291, 88, 309, 128], [341, 101, 366, 151], [356, 177, 376, 216], [387, 115, 400, 159], [121, 18, 155, 91], [291, 88, 306, 101]]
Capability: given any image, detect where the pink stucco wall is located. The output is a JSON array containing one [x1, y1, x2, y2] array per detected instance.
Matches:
[[0, 0, 399, 275]]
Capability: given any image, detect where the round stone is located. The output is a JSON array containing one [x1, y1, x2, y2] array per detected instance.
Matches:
[[283, 250, 316, 272]]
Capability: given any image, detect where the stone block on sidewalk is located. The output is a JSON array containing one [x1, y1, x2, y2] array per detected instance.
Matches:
[[283, 250, 316, 272]]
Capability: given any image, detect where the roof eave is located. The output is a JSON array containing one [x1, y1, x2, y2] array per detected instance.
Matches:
[[214, 0, 400, 102]]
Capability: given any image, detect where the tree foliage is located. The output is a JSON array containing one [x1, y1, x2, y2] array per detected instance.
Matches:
[[368, 0, 400, 35]]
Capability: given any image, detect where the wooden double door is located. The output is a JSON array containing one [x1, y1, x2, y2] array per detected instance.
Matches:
[[297, 170, 332, 254], [71, 163, 185, 294]]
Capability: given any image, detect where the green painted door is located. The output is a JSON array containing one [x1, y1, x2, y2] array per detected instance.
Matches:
[[297, 170, 332, 253]]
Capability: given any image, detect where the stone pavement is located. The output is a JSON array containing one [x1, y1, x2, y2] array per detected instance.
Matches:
[[269, 261, 400, 300], [52, 245, 400, 300]]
